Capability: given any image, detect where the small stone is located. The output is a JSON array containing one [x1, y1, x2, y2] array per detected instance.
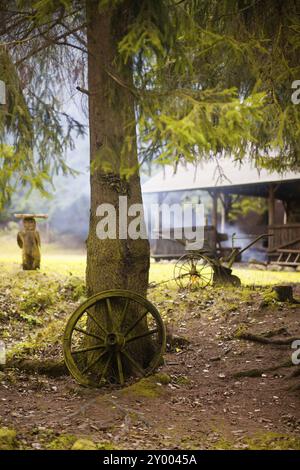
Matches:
[[248, 263, 267, 271], [267, 264, 282, 271], [210, 356, 221, 362], [32, 442, 42, 450]]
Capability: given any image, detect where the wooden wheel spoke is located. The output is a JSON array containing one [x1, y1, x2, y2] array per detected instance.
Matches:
[[184, 264, 195, 271], [178, 272, 191, 279], [122, 350, 145, 377], [74, 326, 104, 342], [119, 298, 130, 329], [197, 264, 209, 272], [201, 275, 212, 283], [126, 328, 159, 344], [72, 344, 105, 355], [117, 352, 124, 386], [105, 298, 115, 329], [81, 348, 108, 374], [124, 309, 148, 337], [86, 309, 108, 335], [196, 271, 210, 280], [99, 352, 113, 384], [180, 264, 193, 272]]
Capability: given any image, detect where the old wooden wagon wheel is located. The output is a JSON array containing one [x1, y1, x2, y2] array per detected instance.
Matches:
[[174, 253, 214, 289], [63, 290, 166, 388]]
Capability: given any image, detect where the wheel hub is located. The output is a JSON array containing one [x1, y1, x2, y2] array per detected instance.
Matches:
[[190, 266, 198, 275], [106, 332, 125, 350]]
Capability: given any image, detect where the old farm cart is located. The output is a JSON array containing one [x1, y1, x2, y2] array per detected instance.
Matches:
[[174, 233, 271, 289], [63, 290, 166, 387]]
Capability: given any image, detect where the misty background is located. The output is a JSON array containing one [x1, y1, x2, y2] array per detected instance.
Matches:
[[1, 94, 270, 260], [2, 96, 91, 247]]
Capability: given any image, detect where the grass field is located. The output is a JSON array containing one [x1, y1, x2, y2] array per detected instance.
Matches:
[[1, 234, 300, 450], [1, 235, 300, 286]]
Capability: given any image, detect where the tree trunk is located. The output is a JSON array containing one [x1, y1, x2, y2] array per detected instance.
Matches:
[[84, 1, 151, 376], [86, 1, 150, 298]]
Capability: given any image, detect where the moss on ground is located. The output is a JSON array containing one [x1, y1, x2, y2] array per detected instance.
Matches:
[[173, 375, 190, 385], [97, 441, 117, 450], [47, 434, 117, 451], [261, 288, 280, 306], [47, 433, 77, 450], [7, 319, 65, 361], [121, 373, 171, 398], [211, 437, 233, 450], [245, 432, 300, 450], [71, 439, 97, 450], [210, 432, 300, 450], [63, 276, 86, 301], [0, 427, 17, 450]]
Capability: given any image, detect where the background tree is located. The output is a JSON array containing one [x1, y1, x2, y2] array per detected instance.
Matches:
[[0, 43, 84, 208], [0, 1, 299, 366]]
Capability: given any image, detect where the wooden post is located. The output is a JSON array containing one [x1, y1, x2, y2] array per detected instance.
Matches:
[[211, 191, 218, 229], [268, 184, 275, 226], [219, 193, 226, 234], [283, 205, 288, 225], [211, 190, 218, 250]]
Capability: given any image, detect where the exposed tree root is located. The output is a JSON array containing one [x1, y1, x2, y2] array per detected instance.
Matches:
[[233, 360, 292, 378], [287, 367, 300, 378], [166, 327, 190, 352], [289, 382, 300, 391], [236, 332, 299, 346], [234, 328, 300, 387], [0, 359, 67, 377], [262, 327, 289, 338]]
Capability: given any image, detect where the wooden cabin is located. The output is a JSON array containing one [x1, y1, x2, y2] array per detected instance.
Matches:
[[142, 159, 300, 265]]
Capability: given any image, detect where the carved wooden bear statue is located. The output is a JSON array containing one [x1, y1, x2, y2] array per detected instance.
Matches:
[[17, 217, 41, 270]]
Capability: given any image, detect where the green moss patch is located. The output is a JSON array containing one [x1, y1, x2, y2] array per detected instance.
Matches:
[[0, 427, 17, 450], [47, 433, 77, 450], [121, 373, 171, 399], [72, 439, 97, 450], [245, 432, 300, 450]]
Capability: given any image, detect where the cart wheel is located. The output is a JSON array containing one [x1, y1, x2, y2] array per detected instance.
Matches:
[[174, 254, 214, 289], [63, 290, 166, 388], [230, 275, 241, 287]]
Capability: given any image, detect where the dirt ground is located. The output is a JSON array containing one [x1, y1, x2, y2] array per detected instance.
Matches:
[[0, 269, 300, 450]]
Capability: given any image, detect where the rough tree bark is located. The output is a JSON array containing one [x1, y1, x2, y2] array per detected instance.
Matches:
[[86, 1, 150, 298], [84, 1, 151, 371]]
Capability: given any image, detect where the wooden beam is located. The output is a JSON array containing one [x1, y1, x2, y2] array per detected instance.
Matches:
[[211, 191, 218, 229], [209, 190, 218, 249], [268, 184, 275, 226], [14, 214, 48, 219]]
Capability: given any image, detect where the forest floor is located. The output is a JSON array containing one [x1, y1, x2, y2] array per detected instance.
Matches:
[[0, 243, 300, 450]]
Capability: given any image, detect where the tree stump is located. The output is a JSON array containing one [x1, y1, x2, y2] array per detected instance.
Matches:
[[272, 285, 295, 303]]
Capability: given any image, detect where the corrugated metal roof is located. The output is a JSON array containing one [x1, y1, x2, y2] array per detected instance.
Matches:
[[142, 159, 300, 194]]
